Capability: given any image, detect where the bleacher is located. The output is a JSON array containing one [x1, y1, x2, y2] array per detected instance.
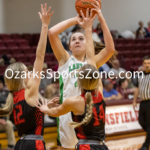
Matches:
[[1, 34, 150, 76], [0, 35, 150, 149], [0, 33, 58, 76], [115, 38, 150, 71]]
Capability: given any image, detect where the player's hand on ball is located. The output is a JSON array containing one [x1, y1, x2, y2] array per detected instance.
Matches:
[[91, 0, 102, 15], [77, 8, 96, 29]]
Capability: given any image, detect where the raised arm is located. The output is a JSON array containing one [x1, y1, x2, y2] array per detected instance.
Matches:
[[77, 9, 97, 67], [25, 4, 53, 106], [48, 17, 78, 65], [92, 1, 115, 68]]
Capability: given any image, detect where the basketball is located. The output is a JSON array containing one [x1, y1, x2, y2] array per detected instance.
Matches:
[[75, 0, 101, 17]]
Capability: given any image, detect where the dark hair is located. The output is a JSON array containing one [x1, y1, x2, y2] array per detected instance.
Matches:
[[51, 77, 59, 84], [2, 55, 10, 65], [94, 41, 105, 55], [143, 56, 150, 61], [94, 41, 118, 63], [0, 80, 4, 85], [72, 24, 82, 32], [0, 75, 4, 87], [118, 78, 127, 86]]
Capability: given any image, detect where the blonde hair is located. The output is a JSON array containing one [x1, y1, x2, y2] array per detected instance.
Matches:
[[78, 64, 99, 90], [71, 64, 99, 128], [4, 62, 26, 91], [0, 62, 26, 116], [70, 92, 93, 128]]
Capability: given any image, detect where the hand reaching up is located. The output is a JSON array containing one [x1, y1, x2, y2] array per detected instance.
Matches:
[[39, 3, 54, 27], [91, 1, 103, 20], [77, 8, 97, 30]]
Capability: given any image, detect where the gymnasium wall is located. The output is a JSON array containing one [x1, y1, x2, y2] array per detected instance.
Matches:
[[0, 0, 150, 33], [101, 0, 150, 33], [0, 0, 4, 32], [0, 0, 64, 33]]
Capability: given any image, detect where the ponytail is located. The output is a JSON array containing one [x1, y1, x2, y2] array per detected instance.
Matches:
[[0, 93, 14, 116], [70, 92, 93, 128]]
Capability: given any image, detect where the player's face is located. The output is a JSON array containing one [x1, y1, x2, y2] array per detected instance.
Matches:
[[69, 32, 86, 56], [122, 80, 128, 88], [143, 59, 150, 73]]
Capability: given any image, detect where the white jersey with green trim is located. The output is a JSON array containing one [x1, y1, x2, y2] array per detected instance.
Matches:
[[58, 55, 87, 148]]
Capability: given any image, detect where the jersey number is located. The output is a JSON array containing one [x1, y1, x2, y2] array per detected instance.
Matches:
[[93, 104, 105, 126], [13, 104, 25, 125]]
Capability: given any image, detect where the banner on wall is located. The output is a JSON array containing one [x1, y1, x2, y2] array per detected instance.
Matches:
[[105, 104, 142, 134], [106, 135, 144, 150]]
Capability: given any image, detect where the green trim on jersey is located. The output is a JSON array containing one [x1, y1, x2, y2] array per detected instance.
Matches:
[[56, 117, 60, 145], [59, 75, 64, 104], [57, 75, 64, 144]]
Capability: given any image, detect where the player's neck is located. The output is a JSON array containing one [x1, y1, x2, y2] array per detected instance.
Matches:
[[73, 54, 85, 62]]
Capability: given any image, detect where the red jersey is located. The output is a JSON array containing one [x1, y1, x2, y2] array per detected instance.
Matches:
[[10, 89, 44, 137], [72, 91, 106, 141]]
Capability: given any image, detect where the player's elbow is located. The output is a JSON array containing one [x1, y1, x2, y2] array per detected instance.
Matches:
[[106, 42, 115, 53], [48, 28, 56, 37], [105, 48, 115, 56], [109, 47, 115, 53], [48, 29, 53, 40], [111, 49, 116, 56], [48, 28, 53, 36], [48, 29, 57, 42]]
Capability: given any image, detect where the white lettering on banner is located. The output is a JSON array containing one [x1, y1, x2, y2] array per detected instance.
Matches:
[[105, 104, 142, 134]]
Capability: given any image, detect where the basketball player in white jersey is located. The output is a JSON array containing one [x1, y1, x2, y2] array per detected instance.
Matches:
[[48, 1, 115, 150]]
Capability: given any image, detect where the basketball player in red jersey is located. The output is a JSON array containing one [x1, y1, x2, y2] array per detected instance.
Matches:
[[0, 3, 53, 150], [37, 6, 109, 150], [37, 63, 108, 150]]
